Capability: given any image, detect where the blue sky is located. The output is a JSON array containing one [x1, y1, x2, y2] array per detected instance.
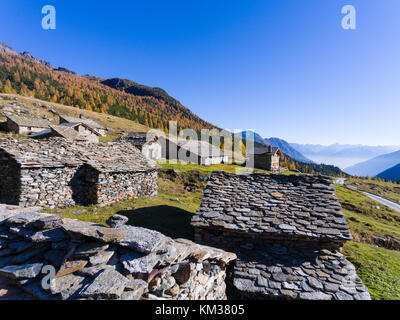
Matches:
[[1, 0, 399, 145]]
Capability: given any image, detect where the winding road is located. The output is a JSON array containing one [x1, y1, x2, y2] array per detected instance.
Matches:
[[361, 191, 400, 213], [335, 177, 400, 213]]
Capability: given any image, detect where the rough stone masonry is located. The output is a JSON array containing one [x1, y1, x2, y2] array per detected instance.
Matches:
[[0, 138, 159, 208], [192, 171, 371, 300], [0, 205, 236, 300]]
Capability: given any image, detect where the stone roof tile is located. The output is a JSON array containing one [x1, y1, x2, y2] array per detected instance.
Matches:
[[0, 138, 159, 172], [192, 171, 352, 241]]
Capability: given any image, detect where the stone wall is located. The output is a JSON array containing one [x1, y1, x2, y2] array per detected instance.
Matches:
[[194, 227, 343, 252], [0, 151, 20, 205], [19, 166, 84, 209], [194, 227, 370, 300], [0, 207, 236, 300], [89, 170, 158, 205]]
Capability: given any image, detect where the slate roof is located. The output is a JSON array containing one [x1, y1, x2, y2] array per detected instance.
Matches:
[[0, 138, 160, 172], [252, 145, 281, 156], [192, 171, 352, 241], [117, 132, 158, 147], [59, 115, 105, 130], [49, 125, 88, 141], [6, 115, 50, 128]]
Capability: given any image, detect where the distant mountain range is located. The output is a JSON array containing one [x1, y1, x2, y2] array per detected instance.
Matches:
[[376, 164, 400, 182], [239, 131, 313, 163], [344, 150, 400, 177], [269, 138, 314, 163], [291, 143, 400, 169]]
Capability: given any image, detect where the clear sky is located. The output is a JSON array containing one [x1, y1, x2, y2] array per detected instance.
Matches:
[[1, 0, 399, 145]]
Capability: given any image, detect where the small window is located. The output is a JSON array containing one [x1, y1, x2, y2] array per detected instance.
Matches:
[[186, 150, 191, 157]]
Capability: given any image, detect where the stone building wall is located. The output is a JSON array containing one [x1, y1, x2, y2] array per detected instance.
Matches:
[[254, 154, 280, 171], [0, 208, 235, 300], [0, 151, 20, 205], [19, 166, 82, 209], [91, 170, 159, 205], [193, 227, 370, 300], [194, 227, 343, 252]]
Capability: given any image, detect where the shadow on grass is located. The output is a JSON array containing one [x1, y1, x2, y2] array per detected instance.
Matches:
[[117, 205, 195, 241]]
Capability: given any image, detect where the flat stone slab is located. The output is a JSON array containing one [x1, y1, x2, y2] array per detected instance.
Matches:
[[121, 253, 159, 274], [80, 269, 130, 299], [62, 220, 126, 243], [10, 227, 68, 243], [0, 263, 43, 280], [56, 260, 88, 278], [117, 225, 167, 254], [89, 251, 114, 266], [74, 242, 109, 258], [4, 212, 45, 227], [30, 215, 64, 230]]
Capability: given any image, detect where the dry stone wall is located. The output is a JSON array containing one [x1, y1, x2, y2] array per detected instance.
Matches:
[[94, 171, 158, 205], [0, 206, 236, 300], [0, 138, 160, 208], [195, 228, 370, 300]]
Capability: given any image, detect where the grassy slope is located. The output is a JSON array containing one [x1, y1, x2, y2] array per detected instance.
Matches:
[[335, 185, 400, 242], [343, 242, 400, 300], [0, 94, 150, 136], [335, 183, 400, 300], [346, 177, 400, 204]]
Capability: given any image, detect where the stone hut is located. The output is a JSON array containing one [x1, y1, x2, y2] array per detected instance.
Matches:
[[59, 115, 106, 137], [0, 138, 159, 208], [117, 132, 162, 160], [191, 171, 371, 300], [0, 208, 236, 300], [251, 145, 282, 172], [5, 115, 50, 135], [32, 123, 101, 143], [161, 138, 229, 166]]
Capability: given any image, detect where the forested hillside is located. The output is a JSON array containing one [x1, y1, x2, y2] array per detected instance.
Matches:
[[0, 49, 215, 132]]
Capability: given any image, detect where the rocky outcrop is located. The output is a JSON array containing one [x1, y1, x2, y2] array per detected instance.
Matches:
[[0, 206, 236, 300]]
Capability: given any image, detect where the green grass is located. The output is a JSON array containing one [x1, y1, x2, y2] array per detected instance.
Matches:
[[157, 160, 269, 175], [336, 185, 400, 300], [335, 185, 400, 242], [47, 177, 200, 240], [343, 241, 400, 300]]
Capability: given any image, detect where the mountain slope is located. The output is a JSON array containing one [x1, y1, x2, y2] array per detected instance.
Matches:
[[269, 137, 314, 163], [0, 41, 215, 132], [239, 131, 269, 145], [376, 164, 400, 182], [101, 78, 207, 125], [344, 150, 400, 177]]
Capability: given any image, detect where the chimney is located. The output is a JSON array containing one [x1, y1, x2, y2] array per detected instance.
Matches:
[[268, 145, 272, 153]]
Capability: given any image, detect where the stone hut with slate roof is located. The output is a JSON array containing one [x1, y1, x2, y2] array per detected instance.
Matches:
[[191, 171, 371, 300], [31, 124, 101, 143], [251, 145, 282, 172], [5, 115, 50, 135], [161, 138, 229, 166], [0, 138, 159, 208], [59, 115, 106, 137], [117, 132, 162, 160]]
